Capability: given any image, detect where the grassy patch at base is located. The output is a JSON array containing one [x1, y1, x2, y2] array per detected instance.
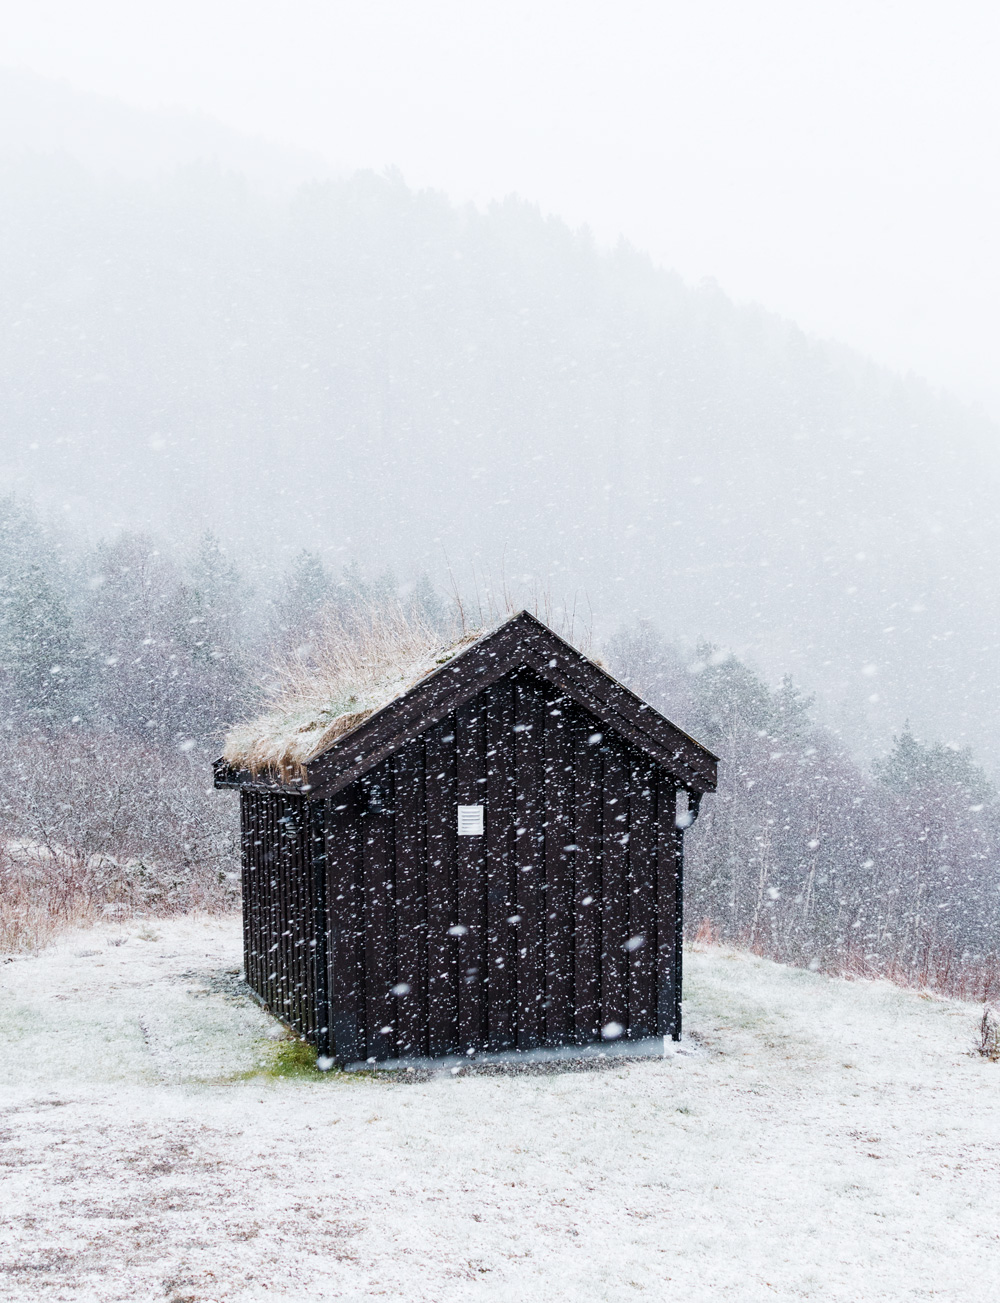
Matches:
[[221, 1035, 353, 1082], [269, 1037, 325, 1077]]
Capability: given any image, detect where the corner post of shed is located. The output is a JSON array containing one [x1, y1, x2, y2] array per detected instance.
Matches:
[[672, 790, 703, 1042], [657, 783, 703, 1042]]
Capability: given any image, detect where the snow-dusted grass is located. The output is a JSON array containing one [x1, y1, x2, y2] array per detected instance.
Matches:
[[222, 606, 480, 780], [2, 920, 998, 1302]]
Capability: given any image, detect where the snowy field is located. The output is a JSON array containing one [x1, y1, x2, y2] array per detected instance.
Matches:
[[1, 919, 998, 1302]]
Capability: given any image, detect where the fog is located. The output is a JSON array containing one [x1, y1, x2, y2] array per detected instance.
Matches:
[[2, 13, 1000, 771], [8, 1, 1000, 415]]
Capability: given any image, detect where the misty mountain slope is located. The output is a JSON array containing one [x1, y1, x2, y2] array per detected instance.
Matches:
[[1, 153, 999, 759], [0, 67, 329, 189]]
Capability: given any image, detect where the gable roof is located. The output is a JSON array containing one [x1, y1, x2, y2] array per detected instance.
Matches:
[[214, 611, 718, 797]]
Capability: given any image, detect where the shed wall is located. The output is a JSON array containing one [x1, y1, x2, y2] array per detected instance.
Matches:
[[322, 669, 683, 1064], [241, 788, 327, 1044]]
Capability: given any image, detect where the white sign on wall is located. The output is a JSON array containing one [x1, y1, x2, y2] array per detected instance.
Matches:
[[457, 805, 484, 836]]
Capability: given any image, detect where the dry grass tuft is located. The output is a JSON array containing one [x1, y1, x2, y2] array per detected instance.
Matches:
[[223, 602, 483, 780], [694, 916, 1000, 1008], [0, 733, 239, 954], [976, 1006, 1000, 1061], [0, 841, 236, 954]]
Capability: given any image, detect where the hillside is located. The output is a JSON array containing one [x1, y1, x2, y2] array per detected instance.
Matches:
[[0, 67, 328, 189], [2, 80, 1000, 760], [1, 917, 997, 1300]]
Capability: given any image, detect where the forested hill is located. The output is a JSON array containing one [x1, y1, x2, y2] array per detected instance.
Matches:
[[2, 146, 999, 761]]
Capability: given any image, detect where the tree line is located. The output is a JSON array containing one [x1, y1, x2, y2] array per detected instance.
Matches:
[[0, 493, 443, 948], [0, 495, 446, 744], [2, 491, 997, 1001], [609, 623, 1000, 999]]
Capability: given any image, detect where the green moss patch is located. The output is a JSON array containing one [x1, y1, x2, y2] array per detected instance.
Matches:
[[269, 1037, 326, 1077]]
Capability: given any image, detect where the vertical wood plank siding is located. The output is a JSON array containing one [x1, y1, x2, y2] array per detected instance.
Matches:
[[362, 760, 396, 1056], [241, 666, 689, 1062], [600, 738, 629, 1036], [514, 675, 546, 1049], [240, 788, 322, 1040], [543, 694, 575, 1045], [425, 718, 458, 1056], [572, 720, 603, 1043], [656, 774, 682, 1040], [393, 738, 427, 1056], [326, 789, 365, 1062], [627, 765, 658, 1039], [455, 698, 488, 1050], [485, 678, 516, 1052]]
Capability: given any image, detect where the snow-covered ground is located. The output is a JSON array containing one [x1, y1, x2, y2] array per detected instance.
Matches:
[[1, 918, 998, 1302]]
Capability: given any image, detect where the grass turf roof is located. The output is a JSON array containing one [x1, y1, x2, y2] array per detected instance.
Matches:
[[221, 626, 482, 781]]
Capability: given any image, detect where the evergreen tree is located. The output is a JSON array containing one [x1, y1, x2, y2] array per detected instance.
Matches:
[[338, 560, 398, 612], [411, 573, 447, 630], [874, 724, 993, 804], [273, 550, 333, 644], [772, 675, 815, 742], [189, 532, 243, 640], [186, 533, 248, 674], [1, 563, 79, 724], [0, 497, 83, 726], [690, 642, 778, 745]]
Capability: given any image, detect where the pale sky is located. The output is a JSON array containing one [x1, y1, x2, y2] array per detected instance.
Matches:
[[6, 0, 1000, 417]]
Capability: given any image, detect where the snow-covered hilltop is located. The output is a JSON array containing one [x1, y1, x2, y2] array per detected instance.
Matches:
[[2, 918, 997, 1300]]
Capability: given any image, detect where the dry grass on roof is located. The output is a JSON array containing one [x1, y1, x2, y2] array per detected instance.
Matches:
[[222, 604, 483, 781]]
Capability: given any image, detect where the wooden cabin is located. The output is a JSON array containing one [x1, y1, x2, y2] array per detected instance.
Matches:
[[214, 611, 717, 1065]]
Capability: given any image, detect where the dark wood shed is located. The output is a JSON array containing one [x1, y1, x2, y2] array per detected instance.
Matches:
[[214, 611, 717, 1065]]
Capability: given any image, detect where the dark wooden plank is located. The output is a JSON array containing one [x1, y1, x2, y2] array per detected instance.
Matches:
[[626, 760, 657, 1039], [278, 795, 296, 1025], [287, 796, 304, 1031], [299, 796, 316, 1035], [255, 792, 271, 1007], [284, 795, 302, 1031], [425, 717, 458, 1057], [543, 692, 575, 1045], [572, 714, 602, 1043], [455, 697, 488, 1053], [276, 796, 290, 1018], [252, 791, 266, 997], [279, 795, 298, 1025], [286, 795, 306, 1032], [326, 785, 366, 1063], [392, 739, 427, 1057], [298, 799, 314, 1036], [514, 675, 546, 1050], [485, 676, 516, 1052], [253, 790, 266, 995], [240, 791, 254, 990], [600, 741, 630, 1037], [262, 792, 279, 1014], [362, 762, 396, 1059], [240, 791, 255, 993], [297, 796, 313, 1035], [673, 789, 692, 1040], [656, 775, 681, 1039], [260, 792, 275, 1009], [277, 796, 291, 1020], [310, 800, 330, 1056]]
